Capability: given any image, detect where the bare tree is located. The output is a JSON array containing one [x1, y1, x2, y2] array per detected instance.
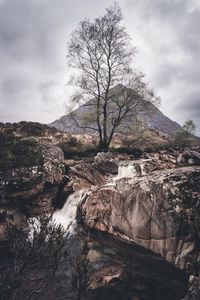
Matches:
[[67, 4, 158, 150]]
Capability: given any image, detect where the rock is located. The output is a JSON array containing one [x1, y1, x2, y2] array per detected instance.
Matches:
[[70, 163, 106, 187], [87, 230, 188, 300], [186, 275, 200, 299], [182, 149, 200, 165], [93, 152, 118, 174], [1, 125, 199, 299], [94, 152, 114, 164], [81, 166, 200, 273], [0, 207, 27, 240], [0, 136, 66, 239], [42, 144, 65, 184], [94, 160, 118, 175]]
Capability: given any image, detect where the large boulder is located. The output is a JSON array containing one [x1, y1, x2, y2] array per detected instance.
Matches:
[[81, 165, 200, 273], [87, 230, 188, 300]]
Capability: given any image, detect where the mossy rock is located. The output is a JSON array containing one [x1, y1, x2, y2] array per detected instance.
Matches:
[[0, 132, 17, 172], [0, 134, 43, 172]]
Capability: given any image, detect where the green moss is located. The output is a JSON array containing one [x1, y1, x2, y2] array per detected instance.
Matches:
[[12, 138, 43, 168], [0, 133, 16, 172], [0, 134, 43, 172], [111, 147, 143, 158]]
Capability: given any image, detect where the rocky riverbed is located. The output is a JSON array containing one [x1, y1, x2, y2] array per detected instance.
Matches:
[[1, 125, 200, 299]]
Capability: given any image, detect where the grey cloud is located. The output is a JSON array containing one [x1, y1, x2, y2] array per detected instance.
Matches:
[[39, 81, 61, 103], [123, 0, 200, 134], [1, 76, 32, 96], [178, 94, 200, 117], [0, 0, 113, 63], [0, 0, 199, 135]]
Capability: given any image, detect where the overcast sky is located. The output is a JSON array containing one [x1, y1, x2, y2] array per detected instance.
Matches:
[[0, 0, 200, 134]]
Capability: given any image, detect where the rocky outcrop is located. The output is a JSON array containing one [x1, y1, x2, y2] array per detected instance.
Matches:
[[81, 161, 200, 275], [1, 127, 200, 299], [0, 136, 66, 239], [0, 121, 71, 147], [87, 230, 188, 300], [180, 149, 200, 166]]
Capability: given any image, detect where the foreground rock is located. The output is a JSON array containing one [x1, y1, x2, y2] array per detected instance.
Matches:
[[87, 230, 188, 300], [1, 125, 200, 299], [0, 137, 65, 239], [82, 165, 200, 274]]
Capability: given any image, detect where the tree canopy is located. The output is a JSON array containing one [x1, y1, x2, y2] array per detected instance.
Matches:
[[67, 4, 158, 149], [173, 119, 196, 147]]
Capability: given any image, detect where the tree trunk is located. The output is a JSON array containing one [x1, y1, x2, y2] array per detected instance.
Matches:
[[98, 139, 109, 151]]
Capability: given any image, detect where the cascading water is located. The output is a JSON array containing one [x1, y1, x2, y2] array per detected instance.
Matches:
[[117, 159, 150, 178], [53, 159, 150, 234], [53, 189, 88, 235], [117, 162, 138, 178], [107, 159, 148, 185]]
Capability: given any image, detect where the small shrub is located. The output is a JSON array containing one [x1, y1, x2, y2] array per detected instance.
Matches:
[[60, 141, 98, 159], [173, 119, 196, 148], [67, 136, 80, 147], [0, 215, 66, 300], [144, 143, 174, 153], [111, 147, 143, 158], [71, 255, 91, 300]]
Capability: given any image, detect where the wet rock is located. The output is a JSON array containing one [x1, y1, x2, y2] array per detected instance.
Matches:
[[87, 230, 188, 300], [81, 166, 200, 273], [93, 152, 118, 174], [70, 163, 106, 187]]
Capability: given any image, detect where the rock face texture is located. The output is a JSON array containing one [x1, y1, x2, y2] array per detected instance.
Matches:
[[0, 136, 66, 240], [87, 230, 188, 300], [1, 122, 200, 299], [82, 166, 200, 273], [0, 121, 71, 148]]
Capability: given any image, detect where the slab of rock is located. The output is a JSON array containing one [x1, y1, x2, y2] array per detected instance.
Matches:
[[87, 230, 188, 300], [182, 149, 200, 166], [81, 166, 200, 273]]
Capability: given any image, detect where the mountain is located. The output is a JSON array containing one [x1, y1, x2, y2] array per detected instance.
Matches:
[[50, 85, 181, 136]]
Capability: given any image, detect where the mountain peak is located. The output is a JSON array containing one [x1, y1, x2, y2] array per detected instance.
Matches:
[[49, 85, 180, 136]]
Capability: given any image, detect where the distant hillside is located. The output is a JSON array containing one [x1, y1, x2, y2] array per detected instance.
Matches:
[[50, 85, 181, 136]]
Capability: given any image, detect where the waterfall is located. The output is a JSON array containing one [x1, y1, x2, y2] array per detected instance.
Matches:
[[28, 217, 41, 241], [117, 162, 138, 178], [52, 159, 150, 234], [140, 162, 146, 176], [106, 159, 149, 186], [53, 189, 88, 235]]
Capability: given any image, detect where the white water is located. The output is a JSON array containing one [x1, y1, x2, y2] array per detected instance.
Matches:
[[52, 159, 149, 235], [117, 159, 150, 178], [53, 189, 88, 235], [106, 160, 148, 186], [28, 217, 41, 241], [118, 162, 138, 178]]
